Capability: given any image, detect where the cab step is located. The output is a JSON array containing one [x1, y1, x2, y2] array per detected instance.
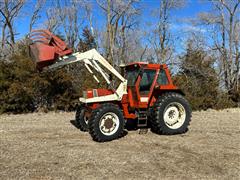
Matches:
[[137, 111, 148, 127]]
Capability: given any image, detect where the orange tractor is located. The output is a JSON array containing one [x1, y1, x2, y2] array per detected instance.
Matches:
[[29, 30, 192, 142]]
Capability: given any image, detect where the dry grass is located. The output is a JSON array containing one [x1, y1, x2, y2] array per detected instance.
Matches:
[[0, 109, 240, 179]]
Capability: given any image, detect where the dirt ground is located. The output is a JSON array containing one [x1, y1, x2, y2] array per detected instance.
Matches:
[[0, 109, 239, 180]]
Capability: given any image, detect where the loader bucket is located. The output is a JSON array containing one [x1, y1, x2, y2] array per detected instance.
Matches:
[[28, 30, 73, 70]]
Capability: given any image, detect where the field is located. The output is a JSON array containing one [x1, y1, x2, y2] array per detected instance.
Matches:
[[0, 109, 239, 179]]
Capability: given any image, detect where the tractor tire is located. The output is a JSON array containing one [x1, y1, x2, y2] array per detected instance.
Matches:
[[75, 105, 88, 132], [88, 103, 125, 142], [151, 92, 191, 135]]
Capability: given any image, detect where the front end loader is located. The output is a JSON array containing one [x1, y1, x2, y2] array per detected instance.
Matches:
[[28, 30, 192, 142]]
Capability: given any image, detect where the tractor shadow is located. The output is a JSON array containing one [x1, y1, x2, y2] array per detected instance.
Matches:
[[70, 120, 79, 129], [125, 120, 138, 131], [119, 130, 128, 138]]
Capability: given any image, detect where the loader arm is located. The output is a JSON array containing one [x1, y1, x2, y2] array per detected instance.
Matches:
[[45, 49, 126, 84], [48, 49, 128, 103]]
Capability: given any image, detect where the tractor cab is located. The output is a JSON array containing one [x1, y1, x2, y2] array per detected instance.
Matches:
[[124, 62, 178, 109]]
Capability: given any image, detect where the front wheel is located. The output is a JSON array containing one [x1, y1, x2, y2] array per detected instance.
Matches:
[[88, 103, 125, 142], [151, 93, 192, 135]]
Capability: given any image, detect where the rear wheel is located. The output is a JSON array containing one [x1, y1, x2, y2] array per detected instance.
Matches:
[[75, 105, 88, 132], [88, 103, 125, 142], [151, 93, 191, 134]]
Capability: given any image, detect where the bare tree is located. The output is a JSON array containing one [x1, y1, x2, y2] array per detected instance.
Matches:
[[96, 0, 139, 65], [56, 0, 86, 49], [117, 3, 140, 65], [0, 0, 25, 48], [43, 0, 88, 49], [44, 8, 59, 33], [83, 1, 99, 49], [29, 0, 45, 32], [148, 0, 185, 64], [0, 16, 7, 48], [199, 0, 240, 98], [122, 30, 153, 63]]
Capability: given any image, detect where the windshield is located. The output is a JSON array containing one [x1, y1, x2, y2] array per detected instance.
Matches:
[[125, 69, 139, 86]]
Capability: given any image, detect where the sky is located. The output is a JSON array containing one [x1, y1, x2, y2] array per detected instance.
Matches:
[[15, 0, 212, 40]]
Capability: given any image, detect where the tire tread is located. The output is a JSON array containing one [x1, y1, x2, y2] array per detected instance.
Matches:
[[75, 105, 88, 132], [88, 103, 125, 142], [151, 92, 192, 135]]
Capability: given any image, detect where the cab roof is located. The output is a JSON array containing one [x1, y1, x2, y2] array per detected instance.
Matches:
[[124, 62, 167, 69]]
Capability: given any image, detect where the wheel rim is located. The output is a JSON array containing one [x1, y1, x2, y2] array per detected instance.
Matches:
[[99, 112, 120, 136], [163, 102, 186, 129]]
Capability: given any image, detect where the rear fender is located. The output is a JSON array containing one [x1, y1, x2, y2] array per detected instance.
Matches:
[[149, 89, 185, 107], [160, 89, 185, 96]]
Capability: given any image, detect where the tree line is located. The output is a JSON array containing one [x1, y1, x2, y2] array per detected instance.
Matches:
[[0, 0, 239, 113]]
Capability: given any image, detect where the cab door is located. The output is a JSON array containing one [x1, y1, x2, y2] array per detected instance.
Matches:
[[137, 69, 158, 107], [126, 68, 158, 108]]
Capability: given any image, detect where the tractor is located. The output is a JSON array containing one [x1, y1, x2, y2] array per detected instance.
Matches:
[[28, 30, 191, 142]]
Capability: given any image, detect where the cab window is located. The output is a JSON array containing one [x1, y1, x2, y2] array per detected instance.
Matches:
[[139, 69, 156, 93], [126, 69, 139, 86], [157, 69, 168, 85]]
